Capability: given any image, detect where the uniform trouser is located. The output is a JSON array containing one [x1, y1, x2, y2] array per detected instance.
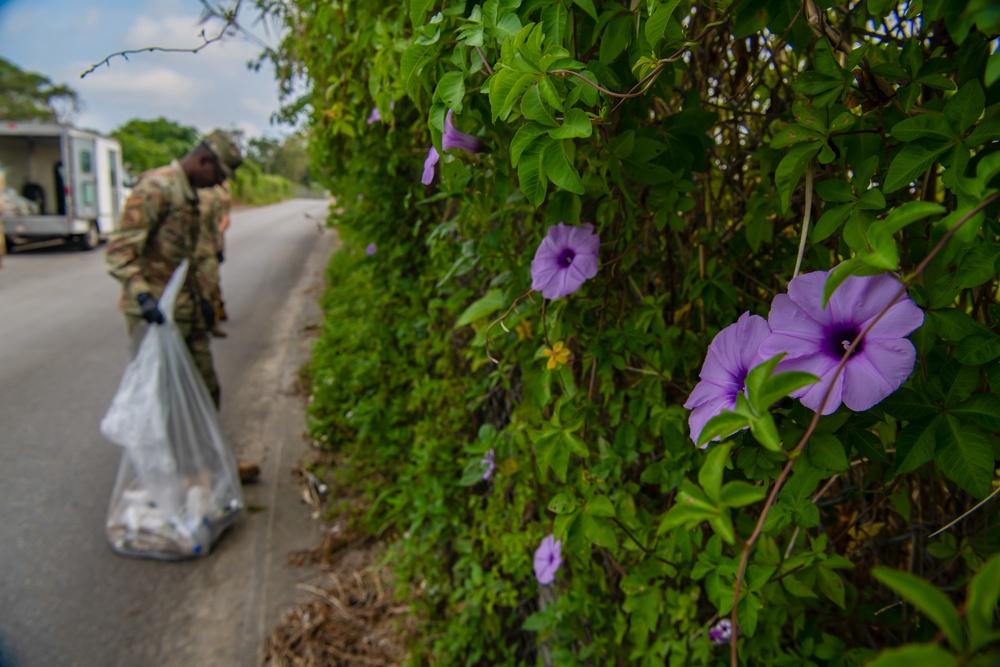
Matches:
[[125, 315, 221, 409]]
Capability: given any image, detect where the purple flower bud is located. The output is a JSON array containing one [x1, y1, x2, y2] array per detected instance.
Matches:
[[421, 146, 439, 185], [365, 243, 377, 256], [442, 109, 482, 154], [480, 449, 495, 480], [366, 107, 381, 124]]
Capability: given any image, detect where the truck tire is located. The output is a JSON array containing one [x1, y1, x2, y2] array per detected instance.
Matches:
[[79, 221, 100, 251]]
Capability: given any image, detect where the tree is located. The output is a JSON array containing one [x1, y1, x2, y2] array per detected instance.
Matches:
[[0, 57, 79, 122], [110, 117, 200, 177]]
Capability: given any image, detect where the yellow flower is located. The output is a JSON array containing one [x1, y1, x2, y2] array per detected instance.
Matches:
[[542, 341, 570, 370], [515, 319, 533, 341]]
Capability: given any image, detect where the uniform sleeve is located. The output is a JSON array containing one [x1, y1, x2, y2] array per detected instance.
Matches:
[[192, 191, 219, 302], [105, 180, 167, 302]]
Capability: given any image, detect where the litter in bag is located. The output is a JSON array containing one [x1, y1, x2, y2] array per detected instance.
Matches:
[[101, 260, 243, 559]]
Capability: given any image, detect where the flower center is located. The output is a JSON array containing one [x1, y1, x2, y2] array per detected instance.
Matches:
[[556, 247, 576, 267], [826, 323, 863, 358]]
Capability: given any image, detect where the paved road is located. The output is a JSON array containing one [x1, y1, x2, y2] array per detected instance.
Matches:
[[0, 198, 335, 667]]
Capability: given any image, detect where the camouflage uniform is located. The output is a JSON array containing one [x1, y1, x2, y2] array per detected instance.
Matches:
[[106, 160, 220, 405], [197, 184, 230, 321]]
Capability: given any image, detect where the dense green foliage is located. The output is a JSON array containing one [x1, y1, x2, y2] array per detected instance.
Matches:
[[0, 56, 79, 123], [262, 0, 1000, 664], [111, 117, 201, 176]]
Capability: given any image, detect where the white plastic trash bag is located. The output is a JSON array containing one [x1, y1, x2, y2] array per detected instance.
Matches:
[[101, 260, 243, 559]]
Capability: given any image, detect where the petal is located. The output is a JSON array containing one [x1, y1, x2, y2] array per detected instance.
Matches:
[[569, 253, 599, 281], [786, 271, 834, 326], [841, 339, 917, 411], [688, 395, 736, 446], [760, 331, 827, 361], [421, 146, 439, 185], [776, 353, 843, 414], [764, 293, 827, 343], [844, 273, 908, 324], [864, 297, 925, 340]]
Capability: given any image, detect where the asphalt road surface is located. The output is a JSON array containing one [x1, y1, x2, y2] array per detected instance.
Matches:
[[0, 198, 336, 667]]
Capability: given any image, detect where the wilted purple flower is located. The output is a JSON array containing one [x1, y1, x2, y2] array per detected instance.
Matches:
[[533, 534, 562, 585], [760, 270, 924, 415], [530, 223, 600, 299], [684, 312, 771, 446], [481, 449, 495, 480], [708, 618, 733, 646], [421, 146, 439, 185], [442, 109, 482, 154], [365, 243, 377, 256]]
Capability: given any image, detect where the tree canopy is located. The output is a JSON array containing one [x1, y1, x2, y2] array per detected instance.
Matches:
[[0, 57, 79, 123]]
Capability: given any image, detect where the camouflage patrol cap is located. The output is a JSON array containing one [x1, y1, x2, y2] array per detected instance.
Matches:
[[201, 129, 243, 179]]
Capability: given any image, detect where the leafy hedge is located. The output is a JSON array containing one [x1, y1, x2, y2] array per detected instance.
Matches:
[[262, 0, 1000, 664]]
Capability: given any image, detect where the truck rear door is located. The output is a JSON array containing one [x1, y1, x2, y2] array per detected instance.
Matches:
[[69, 135, 97, 220]]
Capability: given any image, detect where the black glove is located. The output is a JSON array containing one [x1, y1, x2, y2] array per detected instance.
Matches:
[[216, 250, 225, 263], [200, 299, 216, 330], [136, 292, 165, 325]]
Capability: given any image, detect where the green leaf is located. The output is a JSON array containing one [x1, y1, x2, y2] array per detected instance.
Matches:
[[542, 139, 585, 195], [521, 84, 557, 126], [548, 108, 593, 139], [842, 426, 889, 463], [697, 410, 750, 447], [883, 141, 951, 193], [953, 393, 1000, 432], [823, 259, 884, 306], [944, 80, 985, 134], [698, 443, 732, 505], [645, 0, 683, 49], [510, 122, 549, 167], [409, 0, 435, 27], [968, 554, 1000, 652], [891, 114, 958, 142], [895, 417, 938, 475], [548, 493, 578, 514], [865, 644, 958, 667], [935, 415, 994, 498], [455, 289, 505, 327], [489, 69, 537, 121], [435, 71, 466, 113], [955, 244, 1000, 288], [561, 429, 589, 457], [806, 434, 850, 473], [956, 332, 1000, 365], [585, 494, 616, 518], [871, 567, 964, 650], [928, 309, 988, 342], [400, 41, 435, 99], [775, 142, 821, 212], [815, 178, 855, 202], [541, 2, 569, 46], [817, 565, 846, 608], [719, 481, 767, 508], [580, 513, 618, 549], [517, 137, 549, 206], [812, 203, 853, 242], [599, 14, 631, 64], [571, 0, 598, 21]]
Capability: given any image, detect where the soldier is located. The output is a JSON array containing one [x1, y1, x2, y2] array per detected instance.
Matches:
[[105, 129, 259, 483], [197, 183, 230, 337]]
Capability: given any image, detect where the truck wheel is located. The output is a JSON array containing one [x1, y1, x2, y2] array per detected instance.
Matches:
[[79, 221, 100, 251]]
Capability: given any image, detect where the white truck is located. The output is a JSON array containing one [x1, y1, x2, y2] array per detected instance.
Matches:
[[0, 121, 126, 251]]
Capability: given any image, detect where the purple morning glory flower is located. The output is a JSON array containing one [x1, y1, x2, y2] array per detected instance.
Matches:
[[481, 449, 495, 480], [708, 618, 733, 646], [366, 102, 394, 125], [684, 312, 772, 446], [442, 109, 482, 154], [530, 222, 600, 299], [760, 270, 924, 415], [365, 243, 377, 256], [421, 146, 439, 185], [533, 533, 562, 585]]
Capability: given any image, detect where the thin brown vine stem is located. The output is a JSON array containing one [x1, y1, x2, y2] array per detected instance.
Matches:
[[475, 46, 494, 75], [728, 192, 1000, 666], [793, 162, 815, 278], [81, 0, 243, 78], [483, 289, 536, 364]]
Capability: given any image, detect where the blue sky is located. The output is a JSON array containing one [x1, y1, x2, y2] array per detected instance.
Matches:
[[0, 0, 292, 140]]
